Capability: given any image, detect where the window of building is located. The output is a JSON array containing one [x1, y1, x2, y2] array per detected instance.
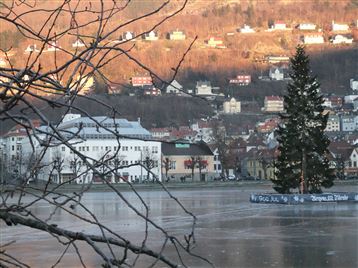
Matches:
[[61, 146, 65, 152], [170, 161, 176, 170], [152, 146, 158, 154]]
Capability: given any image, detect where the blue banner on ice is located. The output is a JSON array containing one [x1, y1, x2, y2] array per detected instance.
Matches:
[[250, 192, 358, 204]]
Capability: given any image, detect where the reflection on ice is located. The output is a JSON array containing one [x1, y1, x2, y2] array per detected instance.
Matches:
[[1, 185, 358, 267]]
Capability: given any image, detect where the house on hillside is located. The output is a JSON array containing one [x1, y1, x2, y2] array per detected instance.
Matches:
[[256, 117, 280, 133], [47, 41, 61, 52], [323, 95, 343, 108], [161, 142, 214, 182], [351, 78, 358, 91], [69, 75, 95, 95], [72, 39, 85, 48], [229, 74, 251, 85], [330, 34, 354, 44], [143, 31, 159, 41], [302, 34, 324, 44], [168, 30, 186, 40], [341, 115, 356, 132], [325, 115, 340, 132], [352, 97, 358, 111], [120, 31, 136, 42], [239, 24, 255, 33], [263, 96, 284, 113], [297, 23, 316, 30], [223, 98, 241, 114], [0, 58, 7, 67], [269, 67, 285, 81], [166, 80, 183, 94], [24, 44, 39, 53], [143, 86, 161, 96], [331, 21, 349, 32], [266, 55, 290, 64], [270, 21, 287, 30], [195, 81, 212, 95], [130, 76, 153, 87], [205, 37, 225, 48]]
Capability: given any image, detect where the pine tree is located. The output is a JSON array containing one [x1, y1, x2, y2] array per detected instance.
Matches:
[[272, 46, 334, 194]]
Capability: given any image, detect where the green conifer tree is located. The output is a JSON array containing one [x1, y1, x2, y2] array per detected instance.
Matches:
[[273, 46, 334, 194]]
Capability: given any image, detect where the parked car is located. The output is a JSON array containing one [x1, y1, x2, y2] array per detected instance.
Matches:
[[227, 175, 237, 181]]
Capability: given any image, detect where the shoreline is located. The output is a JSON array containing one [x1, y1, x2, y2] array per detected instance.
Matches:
[[1, 179, 357, 193]]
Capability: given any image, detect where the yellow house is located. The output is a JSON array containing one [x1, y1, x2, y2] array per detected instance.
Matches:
[[169, 30, 186, 40], [161, 142, 214, 182], [242, 148, 277, 180]]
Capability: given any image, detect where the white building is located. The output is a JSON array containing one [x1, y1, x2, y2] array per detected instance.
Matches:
[[72, 39, 85, 48], [0, 58, 7, 67], [0, 125, 29, 177], [143, 31, 158, 41], [330, 34, 354, 44], [239, 24, 255, 33], [351, 79, 358, 91], [332, 21, 349, 32], [120, 31, 135, 41], [212, 148, 222, 176], [297, 23, 316, 30], [190, 120, 213, 143], [269, 67, 285, 81], [166, 80, 183, 94], [341, 115, 356, 132], [263, 96, 284, 113], [271, 21, 287, 30], [168, 30, 186, 40], [302, 34, 324, 44], [24, 44, 39, 53], [223, 98, 241, 114], [195, 81, 213, 95], [47, 41, 61, 52], [21, 114, 162, 184], [344, 95, 358, 103]]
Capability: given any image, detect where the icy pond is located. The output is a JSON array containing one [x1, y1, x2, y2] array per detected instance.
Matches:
[[2, 184, 358, 267]]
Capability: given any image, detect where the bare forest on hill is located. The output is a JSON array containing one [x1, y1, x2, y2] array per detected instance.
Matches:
[[1, 0, 357, 92]]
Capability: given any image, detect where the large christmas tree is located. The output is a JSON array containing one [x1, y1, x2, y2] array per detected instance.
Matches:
[[273, 46, 334, 194]]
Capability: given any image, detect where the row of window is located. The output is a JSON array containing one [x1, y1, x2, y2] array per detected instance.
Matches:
[[64, 145, 159, 154], [69, 159, 159, 168]]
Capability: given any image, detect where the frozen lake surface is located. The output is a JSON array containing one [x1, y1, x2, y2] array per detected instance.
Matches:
[[2, 184, 358, 267]]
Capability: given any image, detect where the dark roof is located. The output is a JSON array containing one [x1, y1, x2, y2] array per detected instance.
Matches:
[[162, 141, 213, 156]]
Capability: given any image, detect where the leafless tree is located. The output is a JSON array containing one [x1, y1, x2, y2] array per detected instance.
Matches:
[[162, 156, 171, 182], [52, 149, 65, 183], [187, 156, 198, 182], [141, 148, 158, 183], [0, 1, 213, 267], [196, 156, 208, 182]]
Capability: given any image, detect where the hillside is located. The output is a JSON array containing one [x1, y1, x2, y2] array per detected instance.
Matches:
[[0, 0, 357, 93]]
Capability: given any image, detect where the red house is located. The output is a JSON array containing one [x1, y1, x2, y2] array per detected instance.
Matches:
[[131, 76, 153, 87]]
